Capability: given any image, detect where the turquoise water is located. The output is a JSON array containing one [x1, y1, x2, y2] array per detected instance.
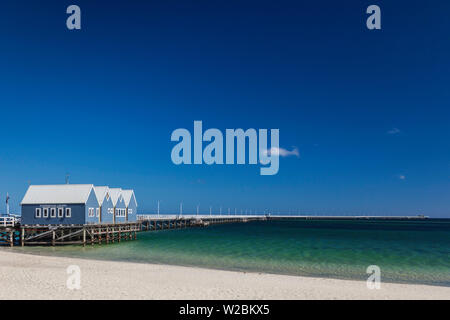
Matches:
[[10, 219, 450, 286]]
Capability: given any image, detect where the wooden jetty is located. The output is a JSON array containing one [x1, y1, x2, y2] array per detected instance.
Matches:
[[0, 214, 428, 247], [0, 215, 265, 247]]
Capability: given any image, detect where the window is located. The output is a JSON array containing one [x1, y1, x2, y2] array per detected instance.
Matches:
[[43, 208, 49, 218], [96, 208, 100, 217], [50, 208, 56, 218], [88, 208, 94, 217], [116, 208, 126, 217], [128, 209, 132, 214], [35, 208, 42, 218], [65, 208, 71, 218], [58, 208, 64, 218]]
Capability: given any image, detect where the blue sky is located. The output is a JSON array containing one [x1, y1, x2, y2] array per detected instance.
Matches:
[[0, 1, 449, 217]]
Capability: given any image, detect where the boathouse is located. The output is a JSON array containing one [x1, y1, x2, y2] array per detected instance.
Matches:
[[109, 188, 127, 223], [20, 184, 99, 225], [21, 184, 138, 226], [122, 189, 137, 222], [93, 186, 114, 224]]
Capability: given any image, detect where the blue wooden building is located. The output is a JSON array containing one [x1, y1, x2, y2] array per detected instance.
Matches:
[[21, 184, 138, 225], [109, 188, 127, 223], [93, 186, 114, 224], [122, 189, 138, 222]]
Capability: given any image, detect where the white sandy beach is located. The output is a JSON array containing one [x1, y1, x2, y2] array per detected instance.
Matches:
[[0, 250, 449, 300]]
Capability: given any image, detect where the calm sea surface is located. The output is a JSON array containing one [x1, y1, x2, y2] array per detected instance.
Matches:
[[10, 219, 450, 286]]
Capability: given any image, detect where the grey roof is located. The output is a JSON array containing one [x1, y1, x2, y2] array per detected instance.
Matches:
[[93, 186, 109, 206], [108, 188, 122, 206], [21, 184, 94, 205], [122, 190, 138, 207]]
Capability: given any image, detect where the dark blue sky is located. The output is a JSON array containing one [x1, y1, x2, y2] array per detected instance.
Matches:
[[1, 1, 449, 216]]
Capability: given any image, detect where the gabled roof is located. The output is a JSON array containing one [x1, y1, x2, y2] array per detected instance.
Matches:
[[108, 188, 122, 206], [21, 184, 94, 205], [122, 190, 138, 207], [93, 186, 109, 206]]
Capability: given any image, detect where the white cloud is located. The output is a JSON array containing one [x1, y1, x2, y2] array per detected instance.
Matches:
[[263, 147, 300, 158], [398, 175, 406, 180], [387, 128, 401, 135]]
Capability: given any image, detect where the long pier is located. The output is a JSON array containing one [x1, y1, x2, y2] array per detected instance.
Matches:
[[0, 214, 428, 247], [0, 215, 265, 247]]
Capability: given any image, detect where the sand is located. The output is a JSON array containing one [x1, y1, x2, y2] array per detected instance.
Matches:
[[0, 250, 449, 300]]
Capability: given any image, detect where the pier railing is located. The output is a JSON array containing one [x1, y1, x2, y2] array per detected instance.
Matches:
[[0, 216, 19, 227], [137, 214, 265, 220]]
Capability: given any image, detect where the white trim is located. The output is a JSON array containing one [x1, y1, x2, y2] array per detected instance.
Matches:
[[35, 208, 42, 218], [57, 207, 64, 218], [96, 208, 100, 217], [115, 208, 126, 217], [50, 208, 56, 218], [43, 208, 49, 218], [65, 207, 71, 218]]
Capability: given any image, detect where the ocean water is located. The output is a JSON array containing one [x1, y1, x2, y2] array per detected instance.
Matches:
[[11, 219, 450, 286]]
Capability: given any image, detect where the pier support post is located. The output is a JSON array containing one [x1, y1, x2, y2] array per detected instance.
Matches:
[[21, 227, 24, 247], [9, 231, 13, 247], [83, 228, 86, 247], [52, 230, 56, 246]]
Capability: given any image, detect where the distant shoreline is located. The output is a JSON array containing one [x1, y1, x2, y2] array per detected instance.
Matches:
[[1, 250, 449, 300]]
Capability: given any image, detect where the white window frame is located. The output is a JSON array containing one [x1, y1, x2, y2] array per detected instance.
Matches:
[[50, 208, 56, 218], [43, 208, 49, 218], [128, 209, 132, 214], [65, 207, 71, 218], [96, 208, 99, 217], [35, 208, 42, 218], [88, 207, 94, 217], [116, 208, 125, 217], [57, 207, 64, 218]]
